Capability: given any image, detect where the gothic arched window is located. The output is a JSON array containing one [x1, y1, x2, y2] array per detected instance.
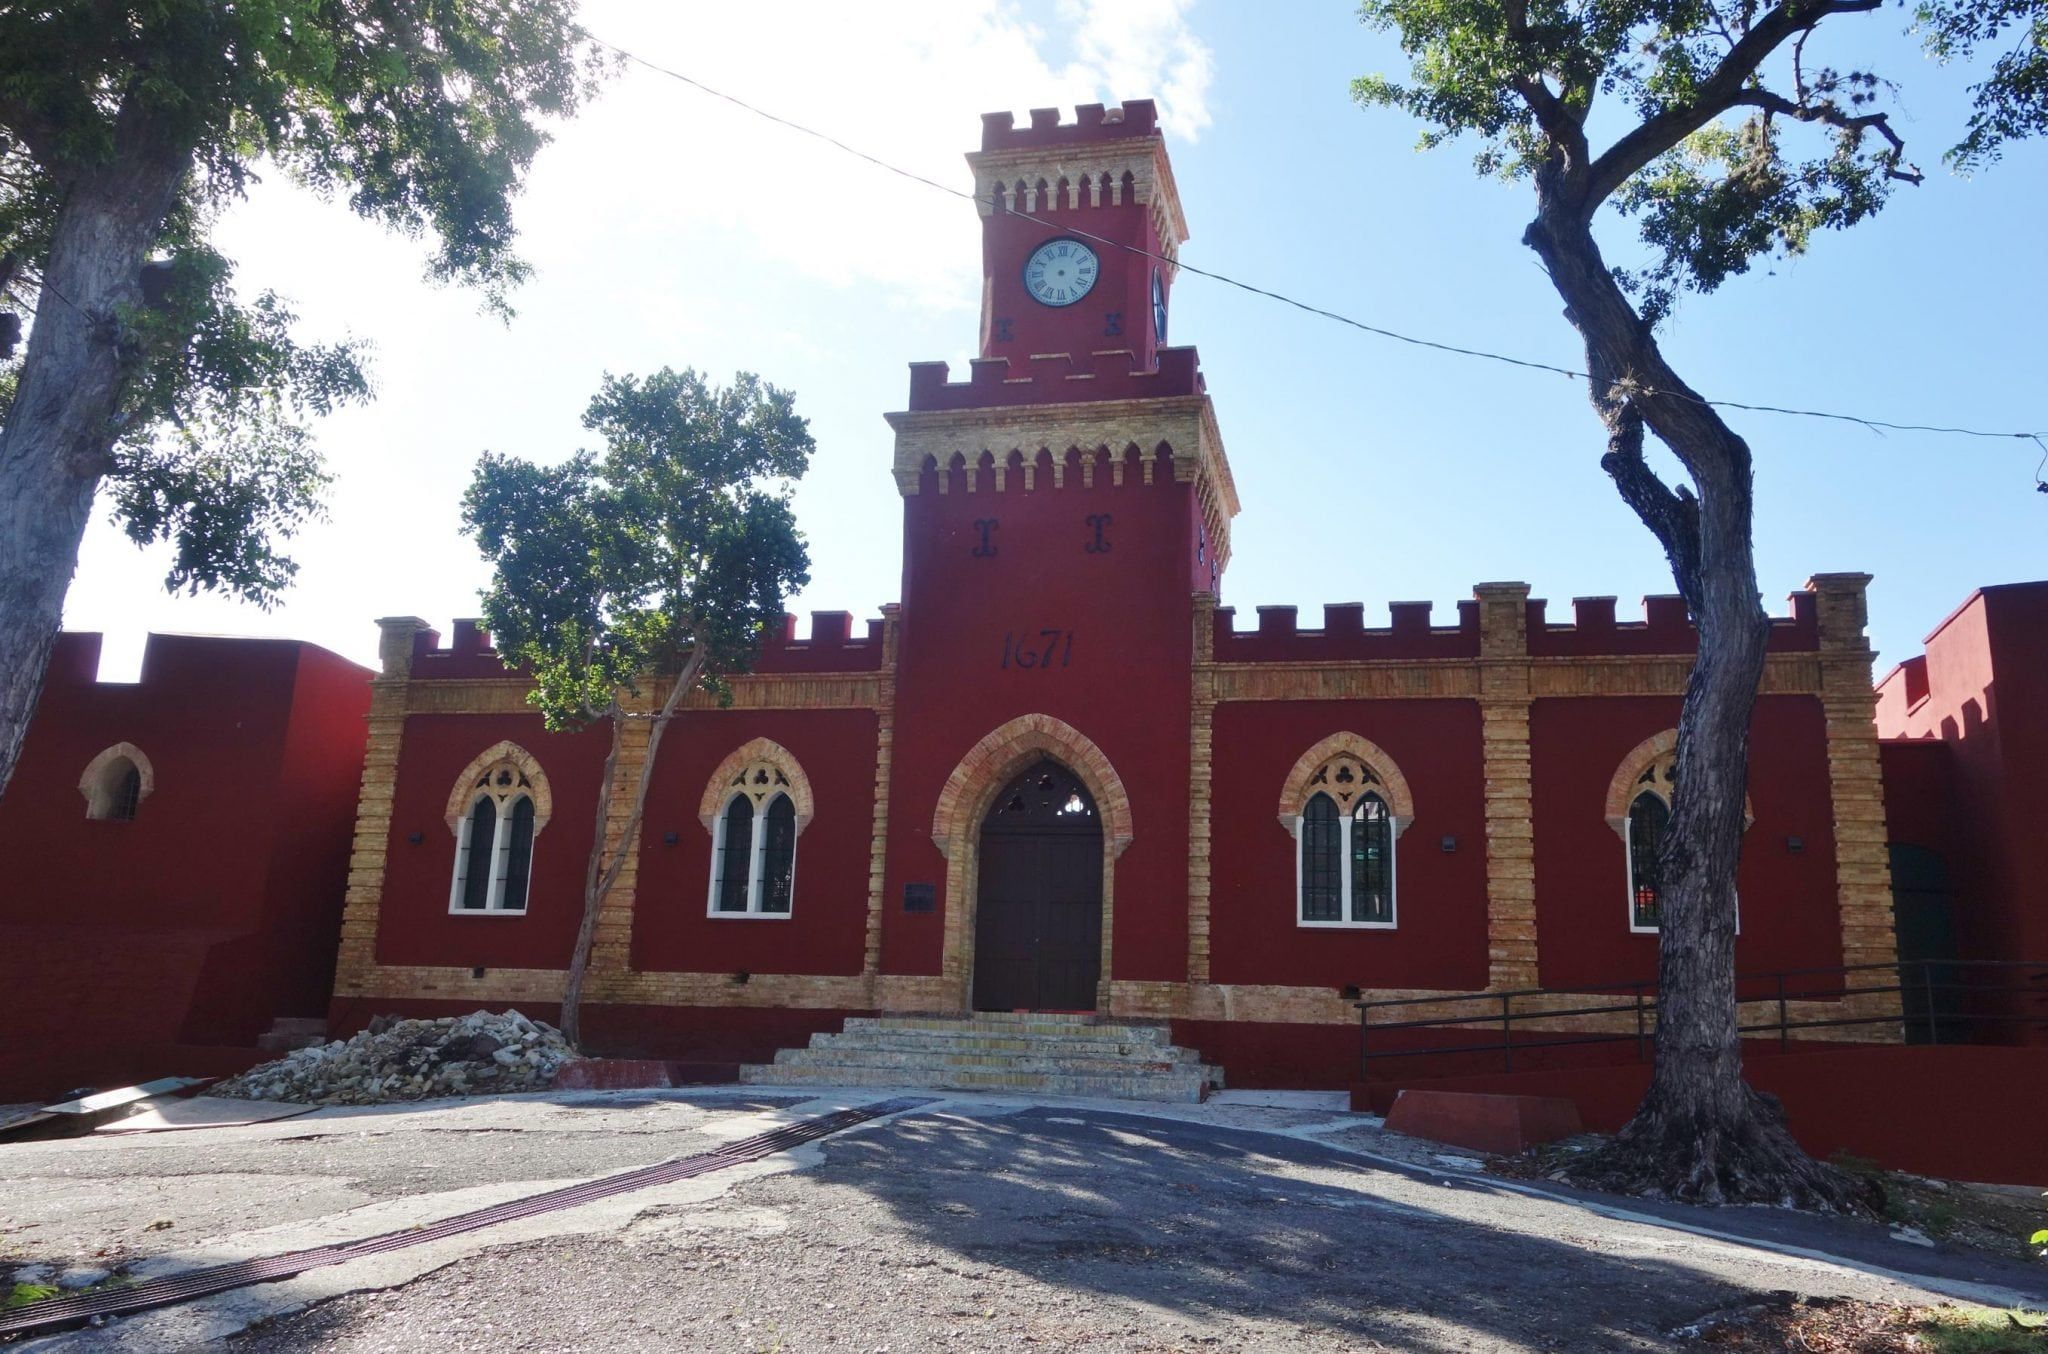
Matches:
[[79, 743, 154, 822], [445, 745, 551, 915], [1282, 738, 1411, 929], [1605, 732, 1748, 934], [1626, 790, 1670, 931], [702, 743, 813, 918]]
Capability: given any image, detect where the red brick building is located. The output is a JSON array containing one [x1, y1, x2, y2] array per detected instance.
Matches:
[[324, 103, 1922, 1085], [7, 104, 2036, 1115]]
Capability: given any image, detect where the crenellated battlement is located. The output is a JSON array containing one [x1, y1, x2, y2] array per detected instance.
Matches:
[[906, 347, 1202, 412], [1214, 589, 1827, 664], [886, 372, 1237, 570], [969, 100, 1185, 255], [1214, 601, 1481, 662], [392, 612, 890, 682], [980, 101, 1160, 151]]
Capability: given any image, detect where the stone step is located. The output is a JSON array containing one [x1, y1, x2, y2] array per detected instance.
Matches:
[[810, 1030, 1198, 1061], [842, 1016, 1172, 1043], [771, 1046, 1203, 1078], [740, 1060, 1216, 1103]]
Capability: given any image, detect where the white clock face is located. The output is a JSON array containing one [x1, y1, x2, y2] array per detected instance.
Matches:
[[1023, 239, 1099, 307]]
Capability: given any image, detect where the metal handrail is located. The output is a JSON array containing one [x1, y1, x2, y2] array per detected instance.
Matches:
[[1356, 958, 2048, 1081]]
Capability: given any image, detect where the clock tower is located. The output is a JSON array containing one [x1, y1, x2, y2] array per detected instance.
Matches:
[[876, 100, 1238, 1008], [972, 101, 1187, 369]]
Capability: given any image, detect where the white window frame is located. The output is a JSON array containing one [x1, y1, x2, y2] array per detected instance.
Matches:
[[1294, 794, 1399, 930], [448, 790, 536, 917], [706, 790, 798, 920]]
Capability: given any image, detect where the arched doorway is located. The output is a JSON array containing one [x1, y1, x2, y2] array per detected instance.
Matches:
[[973, 760, 1103, 1012]]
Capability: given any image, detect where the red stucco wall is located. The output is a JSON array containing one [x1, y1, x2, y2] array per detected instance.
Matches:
[[1206, 699, 1489, 993], [877, 461, 1199, 987], [0, 633, 370, 1100], [1531, 694, 1842, 990], [1876, 583, 2048, 965], [374, 712, 613, 970], [631, 708, 879, 977]]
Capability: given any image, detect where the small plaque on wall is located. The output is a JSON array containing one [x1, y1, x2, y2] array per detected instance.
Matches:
[[902, 883, 936, 913]]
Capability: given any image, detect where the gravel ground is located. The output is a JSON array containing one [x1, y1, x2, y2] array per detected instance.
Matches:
[[1, 1093, 809, 1267], [218, 1103, 2048, 1353]]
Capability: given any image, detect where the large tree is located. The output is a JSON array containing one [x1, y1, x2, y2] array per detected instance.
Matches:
[[463, 368, 813, 1049], [0, 1, 601, 800], [1355, 1, 1922, 1208]]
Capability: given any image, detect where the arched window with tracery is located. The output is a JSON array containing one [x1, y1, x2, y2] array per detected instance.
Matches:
[[701, 741, 814, 918], [1280, 737, 1412, 929], [445, 744, 551, 915], [1605, 732, 1748, 933], [1626, 781, 1672, 931], [79, 743, 153, 822]]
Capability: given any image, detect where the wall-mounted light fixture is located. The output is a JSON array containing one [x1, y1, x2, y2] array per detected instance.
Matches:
[[409, 831, 425, 845], [1440, 835, 1458, 853], [663, 831, 679, 846], [1786, 836, 1805, 854]]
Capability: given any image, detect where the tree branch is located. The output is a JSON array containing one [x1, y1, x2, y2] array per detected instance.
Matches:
[[1731, 88, 1924, 182], [1577, 0, 1884, 212], [1601, 407, 1705, 606]]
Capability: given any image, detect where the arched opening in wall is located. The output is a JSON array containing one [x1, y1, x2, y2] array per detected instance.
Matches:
[[1889, 843, 1961, 1044], [79, 743, 153, 822], [973, 759, 1103, 1012]]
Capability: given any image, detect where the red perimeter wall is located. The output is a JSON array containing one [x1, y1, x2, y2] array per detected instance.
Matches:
[[1353, 1045, 2048, 1186], [0, 633, 370, 1101]]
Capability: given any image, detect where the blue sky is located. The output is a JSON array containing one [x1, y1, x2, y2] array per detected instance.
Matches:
[[60, 0, 2047, 677]]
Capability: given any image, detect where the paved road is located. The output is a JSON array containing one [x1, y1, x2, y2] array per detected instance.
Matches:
[[6, 1092, 2042, 1351]]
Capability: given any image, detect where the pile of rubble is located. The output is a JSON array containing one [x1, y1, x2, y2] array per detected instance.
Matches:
[[212, 1010, 575, 1106]]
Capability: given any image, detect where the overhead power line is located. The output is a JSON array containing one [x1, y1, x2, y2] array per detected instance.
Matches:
[[580, 28, 2048, 483]]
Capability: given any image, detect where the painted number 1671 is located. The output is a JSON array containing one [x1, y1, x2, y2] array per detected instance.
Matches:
[[1001, 629, 1074, 670]]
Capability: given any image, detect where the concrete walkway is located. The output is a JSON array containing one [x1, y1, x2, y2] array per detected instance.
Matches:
[[3, 1086, 2040, 1351]]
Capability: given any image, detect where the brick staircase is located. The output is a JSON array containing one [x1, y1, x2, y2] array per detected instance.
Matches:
[[740, 1013, 1224, 1103]]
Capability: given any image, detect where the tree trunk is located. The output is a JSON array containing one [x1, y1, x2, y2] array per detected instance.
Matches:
[[1522, 183, 1877, 1212], [558, 647, 704, 1049], [0, 136, 187, 802]]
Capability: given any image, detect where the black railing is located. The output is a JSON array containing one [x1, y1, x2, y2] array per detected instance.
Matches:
[[1356, 958, 2048, 1081]]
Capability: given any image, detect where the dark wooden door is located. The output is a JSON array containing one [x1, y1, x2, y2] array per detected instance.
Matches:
[[973, 761, 1103, 1012]]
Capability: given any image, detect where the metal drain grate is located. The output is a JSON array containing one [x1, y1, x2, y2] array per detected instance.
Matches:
[[1, 1096, 932, 1340]]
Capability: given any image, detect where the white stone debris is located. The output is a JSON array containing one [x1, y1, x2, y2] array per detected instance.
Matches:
[[210, 1009, 574, 1106]]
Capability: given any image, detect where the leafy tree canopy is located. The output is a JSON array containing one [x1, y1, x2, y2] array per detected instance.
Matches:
[[462, 367, 815, 730], [1919, 0, 2048, 167], [1353, 0, 1921, 325], [0, 0, 603, 605]]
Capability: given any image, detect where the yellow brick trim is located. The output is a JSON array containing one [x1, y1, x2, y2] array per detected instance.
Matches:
[[860, 607, 903, 989], [1475, 584, 1540, 991], [1188, 592, 1218, 984]]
